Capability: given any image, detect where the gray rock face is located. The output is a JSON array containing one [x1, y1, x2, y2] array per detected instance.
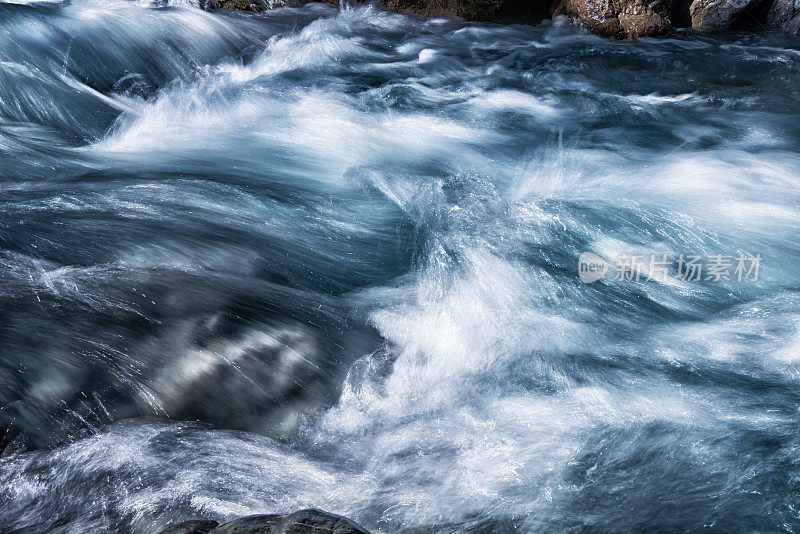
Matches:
[[158, 510, 370, 534], [552, 0, 673, 37], [688, 0, 760, 28], [767, 0, 800, 32]]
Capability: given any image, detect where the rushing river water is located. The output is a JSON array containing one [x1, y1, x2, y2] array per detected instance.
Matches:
[[2, 0, 800, 532]]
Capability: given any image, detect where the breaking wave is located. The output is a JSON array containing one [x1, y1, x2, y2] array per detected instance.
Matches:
[[2, 0, 800, 532]]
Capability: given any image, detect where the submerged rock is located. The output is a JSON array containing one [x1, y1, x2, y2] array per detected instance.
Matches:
[[136, 322, 332, 439], [158, 510, 370, 534]]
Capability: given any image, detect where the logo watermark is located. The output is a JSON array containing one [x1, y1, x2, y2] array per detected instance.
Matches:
[[577, 252, 761, 284], [578, 252, 610, 284]]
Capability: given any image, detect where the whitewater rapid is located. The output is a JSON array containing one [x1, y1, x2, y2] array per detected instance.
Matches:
[[2, 0, 800, 532]]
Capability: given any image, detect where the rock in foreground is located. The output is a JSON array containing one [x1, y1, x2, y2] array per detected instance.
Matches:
[[158, 509, 370, 534], [159, 520, 220, 534]]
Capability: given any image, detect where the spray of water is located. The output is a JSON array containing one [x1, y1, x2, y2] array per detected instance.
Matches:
[[1, 1, 800, 532]]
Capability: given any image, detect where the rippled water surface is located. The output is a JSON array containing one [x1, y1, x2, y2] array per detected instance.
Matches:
[[2, 0, 800, 532]]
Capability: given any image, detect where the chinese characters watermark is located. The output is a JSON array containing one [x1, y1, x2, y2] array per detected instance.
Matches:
[[578, 252, 761, 284]]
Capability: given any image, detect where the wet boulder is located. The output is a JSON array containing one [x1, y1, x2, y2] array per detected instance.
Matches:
[[159, 520, 220, 534], [688, 0, 763, 28], [767, 0, 800, 33], [158, 510, 370, 534], [195, 0, 800, 38], [212, 509, 370, 534], [551, 0, 673, 37], [201, 0, 267, 10]]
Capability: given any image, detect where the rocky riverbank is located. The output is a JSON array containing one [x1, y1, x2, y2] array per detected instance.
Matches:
[[203, 0, 800, 38]]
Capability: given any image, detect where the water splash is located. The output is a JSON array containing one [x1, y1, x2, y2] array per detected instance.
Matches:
[[2, 1, 800, 532]]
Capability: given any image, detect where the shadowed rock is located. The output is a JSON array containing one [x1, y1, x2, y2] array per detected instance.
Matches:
[[201, 0, 267, 10], [689, 0, 762, 29], [210, 509, 370, 534], [135, 322, 334, 440], [159, 520, 220, 534], [159, 510, 370, 534], [767, 0, 800, 32]]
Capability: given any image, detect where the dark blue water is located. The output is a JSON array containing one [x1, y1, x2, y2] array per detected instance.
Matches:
[[2, 1, 800, 532]]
